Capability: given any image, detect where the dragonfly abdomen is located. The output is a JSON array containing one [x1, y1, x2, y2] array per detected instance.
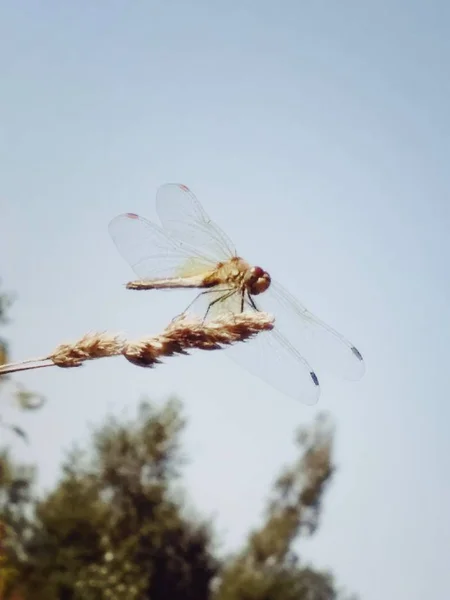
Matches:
[[126, 273, 219, 291]]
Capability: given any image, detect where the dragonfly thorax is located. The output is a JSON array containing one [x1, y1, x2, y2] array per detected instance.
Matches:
[[244, 265, 271, 296], [211, 258, 271, 296]]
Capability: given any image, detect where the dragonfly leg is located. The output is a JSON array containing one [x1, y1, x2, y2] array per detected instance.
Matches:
[[171, 290, 215, 322], [248, 294, 259, 312], [183, 290, 216, 315], [172, 289, 235, 322], [203, 290, 237, 323]]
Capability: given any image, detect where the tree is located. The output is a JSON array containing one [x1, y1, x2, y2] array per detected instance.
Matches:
[[0, 282, 43, 599], [0, 450, 35, 599], [214, 414, 343, 600], [5, 396, 355, 600], [15, 399, 218, 600]]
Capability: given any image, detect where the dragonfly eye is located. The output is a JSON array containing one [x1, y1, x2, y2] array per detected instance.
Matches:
[[247, 266, 271, 295]]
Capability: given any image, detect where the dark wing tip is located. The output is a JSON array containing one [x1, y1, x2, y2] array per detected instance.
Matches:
[[310, 371, 320, 386], [351, 346, 364, 361]]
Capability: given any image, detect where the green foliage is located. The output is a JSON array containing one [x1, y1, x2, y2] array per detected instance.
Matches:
[[15, 400, 218, 600], [1, 399, 355, 600], [214, 414, 340, 600], [0, 450, 35, 599], [0, 282, 44, 598]]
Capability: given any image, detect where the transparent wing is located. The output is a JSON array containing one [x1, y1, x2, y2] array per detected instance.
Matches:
[[185, 289, 320, 405], [225, 325, 321, 405], [257, 280, 365, 381], [155, 183, 237, 262], [108, 212, 218, 280]]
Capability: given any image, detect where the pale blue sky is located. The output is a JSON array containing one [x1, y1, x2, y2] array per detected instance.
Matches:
[[1, 2, 449, 599]]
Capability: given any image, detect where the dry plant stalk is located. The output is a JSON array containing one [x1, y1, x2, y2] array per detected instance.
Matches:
[[0, 313, 273, 376]]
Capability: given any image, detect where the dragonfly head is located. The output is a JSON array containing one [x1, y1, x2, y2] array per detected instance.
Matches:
[[245, 266, 271, 296]]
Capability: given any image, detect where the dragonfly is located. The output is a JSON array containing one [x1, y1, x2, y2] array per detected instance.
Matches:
[[108, 183, 365, 405]]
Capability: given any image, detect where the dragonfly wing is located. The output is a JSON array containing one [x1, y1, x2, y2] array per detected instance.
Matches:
[[108, 213, 217, 280], [185, 290, 320, 405], [225, 324, 320, 405], [257, 280, 365, 381], [155, 183, 237, 262]]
